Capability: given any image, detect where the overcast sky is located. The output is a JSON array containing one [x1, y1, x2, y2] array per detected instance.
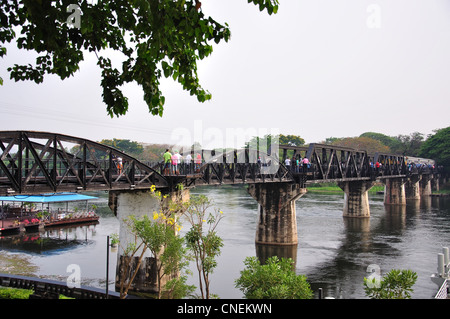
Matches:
[[1, 0, 449, 149]]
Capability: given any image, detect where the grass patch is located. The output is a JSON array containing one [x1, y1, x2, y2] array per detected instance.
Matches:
[[433, 185, 450, 195], [0, 287, 74, 299], [0, 287, 33, 299], [306, 183, 384, 194]]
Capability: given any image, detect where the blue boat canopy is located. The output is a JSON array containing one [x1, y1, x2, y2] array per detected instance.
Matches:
[[0, 192, 98, 203]]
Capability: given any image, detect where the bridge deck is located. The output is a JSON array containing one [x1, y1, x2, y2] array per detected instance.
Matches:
[[0, 131, 438, 195]]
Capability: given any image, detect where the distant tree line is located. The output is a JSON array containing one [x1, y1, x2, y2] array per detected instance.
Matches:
[[326, 131, 426, 157]]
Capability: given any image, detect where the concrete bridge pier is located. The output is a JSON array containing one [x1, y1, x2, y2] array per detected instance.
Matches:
[[431, 174, 440, 192], [108, 188, 189, 294], [247, 183, 307, 246], [338, 181, 375, 217], [383, 178, 406, 205], [405, 175, 421, 200], [420, 175, 432, 197]]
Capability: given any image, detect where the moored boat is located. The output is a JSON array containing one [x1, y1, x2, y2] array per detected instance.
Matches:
[[0, 192, 99, 235]]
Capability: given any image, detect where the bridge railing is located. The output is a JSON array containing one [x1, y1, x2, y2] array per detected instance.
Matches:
[[146, 144, 439, 186], [148, 147, 296, 185], [0, 273, 122, 299]]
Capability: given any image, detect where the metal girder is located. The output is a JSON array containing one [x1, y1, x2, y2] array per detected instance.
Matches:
[[0, 131, 168, 195], [278, 143, 434, 184], [0, 131, 435, 195], [193, 149, 293, 186]]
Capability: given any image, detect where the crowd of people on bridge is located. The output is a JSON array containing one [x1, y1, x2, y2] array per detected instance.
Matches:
[[282, 153, 443, 178], [163, 149, 202, 176], [284, 156, 311, 173]]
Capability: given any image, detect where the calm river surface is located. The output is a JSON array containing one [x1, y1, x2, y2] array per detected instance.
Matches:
[[1, 185, 449, 299]]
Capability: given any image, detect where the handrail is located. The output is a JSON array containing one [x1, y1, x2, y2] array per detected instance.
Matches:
[[0, 273, 122, 299], [435, 279, 449, 299]]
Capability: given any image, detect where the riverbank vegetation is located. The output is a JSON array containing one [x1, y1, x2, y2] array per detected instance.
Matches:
[[305, 183, 384, 194]]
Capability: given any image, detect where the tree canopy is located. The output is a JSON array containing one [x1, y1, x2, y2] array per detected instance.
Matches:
[[323, 131, 429, 157], [99, 138, 143, 157], [329, 136, 390, 154], [0, 0, 279, 117], [235, 256, 313, 299], [420, 127, 450, 171]]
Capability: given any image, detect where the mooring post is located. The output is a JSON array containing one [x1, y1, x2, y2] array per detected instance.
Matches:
[[106, 235, 110, 299]]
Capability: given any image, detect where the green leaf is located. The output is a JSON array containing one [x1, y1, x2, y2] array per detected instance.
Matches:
[[1, 0, 277, 117]]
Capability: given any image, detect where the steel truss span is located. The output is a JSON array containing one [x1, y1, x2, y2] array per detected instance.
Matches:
[[0, 131, 168, 195], [278, 143, 435, 184], [0, 131, 436, 195]]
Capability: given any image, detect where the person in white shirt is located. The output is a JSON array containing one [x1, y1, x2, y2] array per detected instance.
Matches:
[[185, 153, 192, 174], [285, 157, 291, 171]]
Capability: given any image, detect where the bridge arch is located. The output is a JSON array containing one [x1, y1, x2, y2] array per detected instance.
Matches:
[[0, 131, 168, 195]]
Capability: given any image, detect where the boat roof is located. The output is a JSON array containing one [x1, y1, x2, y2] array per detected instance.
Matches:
[[0, 192, 98, 203]]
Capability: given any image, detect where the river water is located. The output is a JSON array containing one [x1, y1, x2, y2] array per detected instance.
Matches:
[[1, 185, 449, 299]]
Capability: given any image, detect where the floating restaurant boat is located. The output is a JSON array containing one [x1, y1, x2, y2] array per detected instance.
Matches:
[[0, 192, 99, 235]]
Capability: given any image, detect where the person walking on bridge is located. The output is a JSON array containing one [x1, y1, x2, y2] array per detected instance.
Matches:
[[172, 150, 181, 175], [163, 149, 172, 175]]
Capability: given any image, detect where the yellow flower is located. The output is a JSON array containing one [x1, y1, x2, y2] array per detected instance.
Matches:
[[202, 219, 206, 223], [150, 185, 156, 192], [153, 212, 159, 220], [219, 210, 223, 214]]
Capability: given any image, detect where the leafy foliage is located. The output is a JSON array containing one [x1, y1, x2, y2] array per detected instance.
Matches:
[[364, 269, 418, 299], [183, 194, 224, 299], [235, 256, 313, 299], [325, 131, 428, 156], [99, 138, 144, 157], [394, 132, 425, 156], [330, 136, 390, 154], [420, 127, 450, 172], [359, 132, 403, 152], [0, 0, 279, 117], [123, 188, 192, 299]]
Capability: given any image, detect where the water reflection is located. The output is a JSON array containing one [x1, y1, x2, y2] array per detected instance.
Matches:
[[0, 223, 98, 255], [255, 244, 298, 266]]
